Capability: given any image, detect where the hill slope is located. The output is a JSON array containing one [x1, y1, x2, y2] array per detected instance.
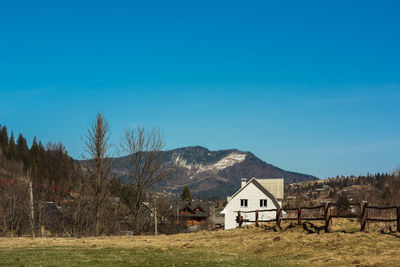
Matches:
[[111, 146, 318, 198]]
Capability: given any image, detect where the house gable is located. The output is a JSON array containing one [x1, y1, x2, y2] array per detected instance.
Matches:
[[228, 178, 280, 208], [222, 178, 283, 229]]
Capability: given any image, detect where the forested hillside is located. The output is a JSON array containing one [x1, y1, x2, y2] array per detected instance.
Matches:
[[112, 146, 318, 199], [0, 124, 86, 237], [0, 124, 80, 192], [0, 120, 177, 237]]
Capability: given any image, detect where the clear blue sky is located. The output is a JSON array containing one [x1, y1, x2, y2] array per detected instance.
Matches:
[[1, 1, 399, 178]]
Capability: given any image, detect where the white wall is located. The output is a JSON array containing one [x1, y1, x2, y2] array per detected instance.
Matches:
[[222, 182, 280, 229]]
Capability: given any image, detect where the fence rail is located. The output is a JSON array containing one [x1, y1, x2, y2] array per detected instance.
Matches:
[[235, 202, 400, 232]]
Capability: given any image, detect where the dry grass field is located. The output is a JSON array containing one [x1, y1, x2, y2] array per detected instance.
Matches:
[[1, 219, 400, 266]]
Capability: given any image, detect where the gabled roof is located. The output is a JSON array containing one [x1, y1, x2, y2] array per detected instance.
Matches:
[[172, 200, 211, 218], [255, 178, 284, 199], [228, 178, 282, 208]]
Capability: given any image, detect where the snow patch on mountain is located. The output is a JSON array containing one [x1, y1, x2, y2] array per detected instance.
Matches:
[[204, 153, 246, 171], [173, 152, 247, 176], [173, 155, 195, 170]]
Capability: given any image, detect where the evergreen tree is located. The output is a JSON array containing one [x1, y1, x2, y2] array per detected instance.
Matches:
[[337, 193, 350, 213], [30, 136, 39, 168], [0, 126, 9, 155], [181, 186, 192, 201], [0, 124, 2, 155], [7, 131, 18, 160], [38, 141, 45, 154], [16, 133, 30, 170]]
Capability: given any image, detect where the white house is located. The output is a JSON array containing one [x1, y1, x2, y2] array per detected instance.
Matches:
[[221, 177, 284, 229]]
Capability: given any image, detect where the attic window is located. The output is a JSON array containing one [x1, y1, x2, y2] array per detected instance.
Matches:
[[260, 199, 267, 207], [240, 199, 248, 207]]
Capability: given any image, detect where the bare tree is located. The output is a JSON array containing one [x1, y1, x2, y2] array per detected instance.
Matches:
[[62, 164, 94, 237], [84, 113, 113, 236], [119, 127, 170, 234], [0, 150, 29, 237], [0, 179, 27, 237]]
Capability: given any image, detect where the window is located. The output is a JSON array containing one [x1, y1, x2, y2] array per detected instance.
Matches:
[[260, 199, 267, 207], [240, 199, 248, 207]]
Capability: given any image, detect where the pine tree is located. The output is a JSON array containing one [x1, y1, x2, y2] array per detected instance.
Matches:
[[7, 131, 18, 160], [181, 186, 192, 201], [0, 126, 9, 156], [0, 124, 2, 155], [30, 136, 39, 168], [38, 141, 45, 153], [337, 193, 350, 213], [17, 133, 30, 170]]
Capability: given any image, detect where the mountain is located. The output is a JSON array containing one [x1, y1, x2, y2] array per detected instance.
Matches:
[[111, 146, 318, 199]]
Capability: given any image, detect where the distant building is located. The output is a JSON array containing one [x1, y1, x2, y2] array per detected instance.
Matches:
[[221, 178, 284, 230], [172, 200, 212, 226]]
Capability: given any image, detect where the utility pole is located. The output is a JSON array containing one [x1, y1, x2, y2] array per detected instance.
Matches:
[[154, 197, 158, 236], [212, 202, 215, 229], [28, 179, 35, 238]]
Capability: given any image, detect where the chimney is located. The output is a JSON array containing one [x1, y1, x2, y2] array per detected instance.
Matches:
[[241, 178, 247, 188]]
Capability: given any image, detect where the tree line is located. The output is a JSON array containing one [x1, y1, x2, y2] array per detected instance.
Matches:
[[0, 114, 176, 237], [287, 171, 400, 210]]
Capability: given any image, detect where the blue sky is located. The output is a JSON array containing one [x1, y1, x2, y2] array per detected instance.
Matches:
[[0, 1, 399, 178]]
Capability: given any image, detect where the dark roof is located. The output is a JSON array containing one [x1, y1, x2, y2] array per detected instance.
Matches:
[[172, 200, 211, 218]]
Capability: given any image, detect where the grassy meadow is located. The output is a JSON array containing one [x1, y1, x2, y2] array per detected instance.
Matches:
[[1, 219, 400, 266]]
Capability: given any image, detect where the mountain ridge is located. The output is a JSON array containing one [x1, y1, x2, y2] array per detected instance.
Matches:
[[111, 146, 318, 199]]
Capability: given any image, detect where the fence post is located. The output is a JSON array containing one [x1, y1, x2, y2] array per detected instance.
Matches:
[[360, 201, 368, 231], [324, 202, 331, 232], [397, 206, 400, 233], [276, 207, 281, 229], [238, 211, 242, 227], [297, 207, 302, 225], [255, 210, 259, 227]]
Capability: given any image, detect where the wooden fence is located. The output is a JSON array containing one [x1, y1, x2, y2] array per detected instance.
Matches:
[[236, 202, 400, 232]]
